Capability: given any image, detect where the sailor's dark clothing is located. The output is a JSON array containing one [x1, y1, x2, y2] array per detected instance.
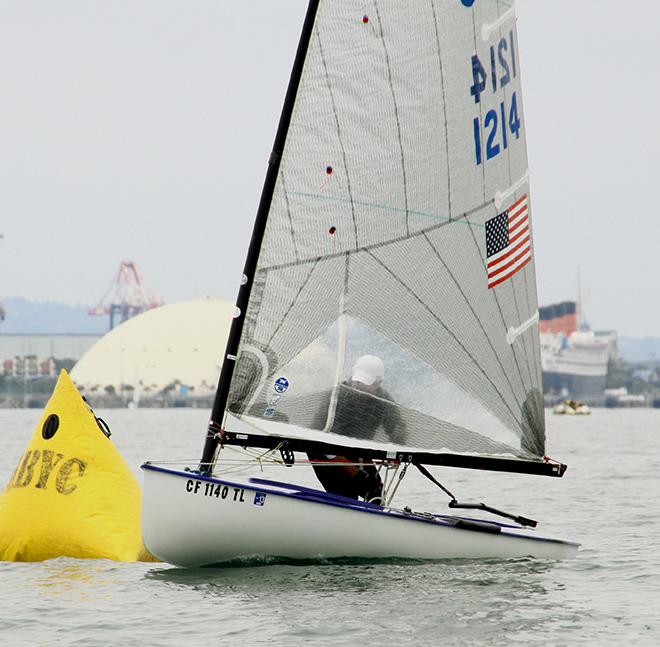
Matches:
[[308, 383, 407, 502], [307, 455, 384, 502], [313, 383, 406, 445]]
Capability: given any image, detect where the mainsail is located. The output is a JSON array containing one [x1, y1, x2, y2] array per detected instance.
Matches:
[[204, 0, 563, 476]]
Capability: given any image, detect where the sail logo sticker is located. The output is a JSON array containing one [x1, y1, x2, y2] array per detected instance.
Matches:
[[253, 492, 267, 506], [265, 377, 289, 417], [264, 394, 281, 417]]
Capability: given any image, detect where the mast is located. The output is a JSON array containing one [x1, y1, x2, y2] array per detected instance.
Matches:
[[200, 0, 321, 471]]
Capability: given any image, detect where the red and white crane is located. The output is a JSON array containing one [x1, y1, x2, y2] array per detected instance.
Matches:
[[89, 261, 164, 330]]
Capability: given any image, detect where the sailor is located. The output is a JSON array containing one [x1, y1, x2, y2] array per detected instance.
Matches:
[[308, 355, 406, 503]]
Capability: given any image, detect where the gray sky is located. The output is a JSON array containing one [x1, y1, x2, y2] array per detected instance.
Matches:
[[0, 1, 657, 336]]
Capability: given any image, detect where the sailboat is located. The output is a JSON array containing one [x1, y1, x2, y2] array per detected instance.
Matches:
[[142, 0, 579, 566]]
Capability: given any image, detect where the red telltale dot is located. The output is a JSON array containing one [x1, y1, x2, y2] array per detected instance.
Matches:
[[362, 15, 369, 24], [326, 166, 333, 175], [329, 226, 336, 235]]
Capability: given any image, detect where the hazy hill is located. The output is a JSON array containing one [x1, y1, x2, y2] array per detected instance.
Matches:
[[617, 337, 660, 364], [0, 297, 108, 334], [2, 297, 660, 363]]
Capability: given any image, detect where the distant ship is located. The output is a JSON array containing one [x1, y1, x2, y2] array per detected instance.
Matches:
[[539, 301, 616, 400]]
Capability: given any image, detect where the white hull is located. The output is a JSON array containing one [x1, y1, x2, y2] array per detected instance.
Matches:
[[142, 465, 579, 567]]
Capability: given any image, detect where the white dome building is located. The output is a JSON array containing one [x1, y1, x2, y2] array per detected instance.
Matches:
[[71, 299, 233, 402]]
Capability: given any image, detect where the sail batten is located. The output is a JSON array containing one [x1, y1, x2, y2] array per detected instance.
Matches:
[[211, 0, 551, 471]]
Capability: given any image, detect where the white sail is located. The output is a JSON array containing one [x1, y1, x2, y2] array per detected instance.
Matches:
[[224, 0, 545, 463], [140, 2, 576, 571]]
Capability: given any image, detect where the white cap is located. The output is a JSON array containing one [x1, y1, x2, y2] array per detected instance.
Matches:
[[351, 355, 385, 386]]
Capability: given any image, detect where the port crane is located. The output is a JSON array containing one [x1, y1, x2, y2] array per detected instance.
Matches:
[[89, 261, 164, 330]]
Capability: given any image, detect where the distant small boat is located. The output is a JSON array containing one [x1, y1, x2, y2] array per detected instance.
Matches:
[[553, 400, 590, 415]]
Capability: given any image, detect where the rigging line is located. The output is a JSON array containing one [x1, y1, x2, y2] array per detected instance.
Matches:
[[233, 441, 289, 464], [429, 0, 452, 219], [464, 215, 532, 396], [384, 460, 409, 507], [286, 190, 478, 227], [372, 2, 410, 237], [381, 461, 392, 500], [414, 462, 456, 501], [222, 457, 287, 473], [316, 30, 359, 246], [366, 249, 521, 428], [262, 200, 488, 274], [225, 414, 268, 437], [281, 171, 301, 262], [422, 232, 525, 407], [265, 257, 322, 348], [417, 460, 538, 527]]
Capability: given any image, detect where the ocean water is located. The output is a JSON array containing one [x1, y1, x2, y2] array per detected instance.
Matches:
[[0, 408, 658, 646]]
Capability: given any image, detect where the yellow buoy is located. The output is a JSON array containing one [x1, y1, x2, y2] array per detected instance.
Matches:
[[0, 370, 156, 562]]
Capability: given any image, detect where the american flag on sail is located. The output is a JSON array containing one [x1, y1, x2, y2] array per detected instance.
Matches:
[[485, 194, 532, 289]]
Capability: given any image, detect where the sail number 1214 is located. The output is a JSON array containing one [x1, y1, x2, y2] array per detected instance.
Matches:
[[469, 30, 521, 166], [473, 92, 520, 165]]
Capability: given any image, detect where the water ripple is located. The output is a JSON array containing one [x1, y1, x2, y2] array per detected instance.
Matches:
[[1, 409, 659, 645]]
